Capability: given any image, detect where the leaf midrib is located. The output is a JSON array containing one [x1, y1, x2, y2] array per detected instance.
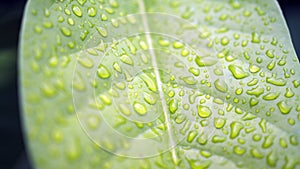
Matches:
[[138, 0, 179, 166]]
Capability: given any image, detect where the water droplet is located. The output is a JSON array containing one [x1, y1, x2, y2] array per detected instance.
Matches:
[[233, 146, 246, 155], [262, 135, 275, 148], [266, 151, 278, 167], [120, 55, 133, 65], [246, 86, 264, 97], [188, 67, 200, 76], [247, 78, 259, 86], [267, 60, 276, 71], [214, 118, 226, 129], [140, 73, 157, 92], [60, 27, 72, 37], [242, 113, 256, 121], [262, 92, 280, 101], [158, 39, 170, 46], [197, 105, 212, 118], [181, 76, 197, 85], [212, 135, 226, 143], [235, 88, 243, 95], [99, 94, 112, 105], [188, 159, 211, 169], [266, 77, 286, 86], [277, 101, 292, 114], [187, 130, 198, 143], [105, 7, 114, 14], [43, 21, 53, 28], [230, 121, 244, 139], [173, 41, 184, 49], [77, 0, 86, 5], [175, 114, 186, 124], [41, 83, 57, 97], [251, 32, 261, 43], [111, 19, 119, 28], [249, 64, 260, 73], [86, 115, 101, 130], [214, 79, 228, 93], [279, 138, 288, 148], [221, 37, 230, 46], [200, 150, 212, 158], [253, 134, 262, 141], [139, 41, 148, 50], [51, 129, 63, 142], [293, 80, 300, 88], [290, 135, 298, 145], [181, 49, 189, 56], [197, 135, 208, 145], [169, 99, 178, 114], [285, 88, 294, 98], [97, 64, 111, 79], [66, 147, 81, 163], [119, 104, 131, 116], [133, 102, 147, 115], [78, 57, 93, 68], [249, 97, 259, 107], [259, 119, 267, 133], [250, 148, 264, 158], [228, 64, 249, 79], [113, 62, 122, 73], [72, 5, 83, 17], [195, 56, 217, 67], [266, 50, 274, 58], [97, 27, 108, 37], [88, 7, 97, 17]]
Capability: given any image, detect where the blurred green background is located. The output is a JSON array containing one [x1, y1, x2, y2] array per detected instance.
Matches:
[[0, 0, 299, 168]]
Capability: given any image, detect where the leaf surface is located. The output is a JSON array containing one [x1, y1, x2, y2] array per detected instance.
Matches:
[[20, 0, 300, 168]]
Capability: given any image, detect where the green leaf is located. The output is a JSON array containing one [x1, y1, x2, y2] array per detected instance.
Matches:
[[20, 0, 300, 169]]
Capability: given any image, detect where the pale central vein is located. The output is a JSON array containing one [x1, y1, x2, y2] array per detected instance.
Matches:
[[137, 0, 179, 165]]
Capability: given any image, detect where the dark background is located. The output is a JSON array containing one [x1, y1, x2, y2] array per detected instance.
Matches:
[[0, 0, 299, 169]]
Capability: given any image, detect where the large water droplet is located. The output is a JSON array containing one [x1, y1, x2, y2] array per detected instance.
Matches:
[[266, 77, 286, 86], [214, 79, 228, 93], [60, 27, 72, 37], [246, 86, 264, 97], [197, 105, 212, 118], [97, 65, 111, 79], [262, 92, 280, 101], [169, 99, 178, 114], [230, 121, 244, 139], [133, 102, 147, 115], [277, 101, 292, 114], [228, 64, 249, 79], [214, 118, 226, 129], [72, 5, 83, 17], [195, 56, 217, 67]]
